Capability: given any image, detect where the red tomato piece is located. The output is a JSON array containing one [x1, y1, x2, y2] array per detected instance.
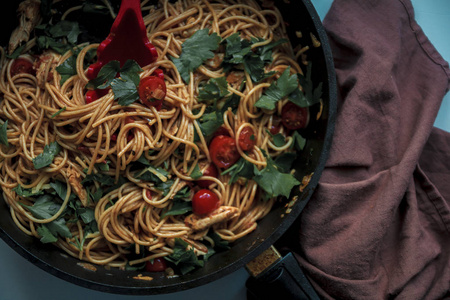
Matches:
[[138, 76, 166, 110], [197, 163, 219, 188], [281, 102, 310, 130], [209, 135, 240, 169], [238, 126, 256, 151], [10, 58, 35, 77], [145, 189, 152, 200], [192, 189, 220, 216], [145, 258, 167, 272]]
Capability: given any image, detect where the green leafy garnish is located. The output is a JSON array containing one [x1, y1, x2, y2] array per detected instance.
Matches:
[[33, 142, 61, 169], [197, 77, 230, 105], [274, 152, 297, 173], [37, 225, 58, 243], [6, 44, 26, 59], [165, 238, 204, 275], [36, 21, 81, 54], [161, 198, 192, 218], [265, 129, 286, 147], [171, 28, 221, 83], [207, 231, 230, 250], [221, 157, 254, 184], [0, 120, 8, 146], [222, 32, 252, 65], [253, 153, 300, 199], [86, 60, 121, 89], [190, 164, 203, 180], [288, 63, 323, 107], [254, 67, 298, 110], [13, 185, 44, 198], [56, 56, 77, 85], [51, 107, 66, 118], [291, 131, 306, 151]]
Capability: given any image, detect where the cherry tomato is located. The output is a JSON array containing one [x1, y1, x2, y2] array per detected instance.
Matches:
[[85, 89, 108, 104], [281, 102, 309, 130], [138, 76, 166, 110], [10, 58, 35, 77], [238, 126, 256, 151], [192, 189, 220, 216], [145, 189, 152, 200], [145, 257, 167, 272], [212, 126, 231, 138], [209, 135, 240, 169], [197, 163, 218, 188]]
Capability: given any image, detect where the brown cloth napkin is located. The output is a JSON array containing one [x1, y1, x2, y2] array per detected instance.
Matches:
[[278, 0, 450, 299]]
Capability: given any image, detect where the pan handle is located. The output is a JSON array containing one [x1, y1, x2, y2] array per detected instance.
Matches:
[[245, 252, 320, 300]]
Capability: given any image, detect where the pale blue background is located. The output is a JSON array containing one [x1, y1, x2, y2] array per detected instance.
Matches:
[[0, 1, 448, 299]]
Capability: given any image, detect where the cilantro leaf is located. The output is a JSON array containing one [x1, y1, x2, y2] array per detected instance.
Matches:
[[243, 54, 276, 83], [56, 55, 77, 85], [37, 225, 58, 243], [255, 38, 288, 64], [207, 231, 230, 250], [51, 107, 66, 118], [254, 67, 298, 110], [170, 28, 221, 83], [6, 44, 26, 59], [266, 129, 286, 147], [13, 185, 44, 198], [161, 199, 192, 218], [223, 33, 252, 65], [198, 77, 230, 104], [221, 157, 254, 184], [48, 20, 81, 44], [33, 142, 61, 169], [289, 62, 322, 107], [253, 155, 300, 198], [274, 152, 297, 173], [136, 165, 169, 183], [86, 60, 121, 89], [112, 75, 140, 106], [82, 173, 115, 186], [35, 21, 81, 54], [165, 238, 204, 275], [190, 164, 203, 180], [291, 131, 306, 151], [0, 120, 8, 146]]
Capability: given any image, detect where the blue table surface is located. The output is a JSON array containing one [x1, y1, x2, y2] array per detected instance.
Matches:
[[1, 1, 449, 300]]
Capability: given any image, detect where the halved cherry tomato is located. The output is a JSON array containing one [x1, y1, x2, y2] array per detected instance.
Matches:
[[192, 189, 220, 216], [212, 126, 231, 138], [238, 126, 256, 151], [281, 102, 309, 130], [197, 163, 218, 188], [10, 58, 35, 77], [209, 135, 240, 169], [85, 89, 108, 104], [145, 257, 167, 272], [138, 76, 166, 110]]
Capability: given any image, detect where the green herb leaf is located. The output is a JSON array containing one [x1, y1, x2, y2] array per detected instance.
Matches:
[[265, 129, 286, 147], [221, 157, 254, 184], [56, 55, 77, 85], [51, 107, 66, 118], [253, 154, 300, 199], [50, 180, 69, 201], [82, 173, 115, 186], [207, 231, 230, 250], [86, 60, 121, 89], [254, 67, 298, 110], [6, 44, 26, 59], [165, 238, 204, 275], [161, 199, 192, 218], [37, 225, 58, 243], [274, 152, 297, 173], [289, 62, 322, 107], [0, 120, 9, 146], [13, 185, 44, 198], [190, 164, 203, 180], [48, 20, 81, 44], [291, 131, 306, 151], [243, 54, 276, 83], [136, 165, 169, 183], [112, 75, 140, 106], [198, 77, 230, 104], [33, 142, 61, 169], [170, 28, 221, 83], [223, 33, 252, 64]]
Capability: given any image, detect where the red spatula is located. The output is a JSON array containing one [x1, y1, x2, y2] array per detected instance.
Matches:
[[86, 0, 158, 80]]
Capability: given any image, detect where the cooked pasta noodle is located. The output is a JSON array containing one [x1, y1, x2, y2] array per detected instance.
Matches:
[[0, 0, 314, 271]]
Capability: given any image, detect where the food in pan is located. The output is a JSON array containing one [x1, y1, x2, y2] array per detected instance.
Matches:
[[0, 0, 321, 274]]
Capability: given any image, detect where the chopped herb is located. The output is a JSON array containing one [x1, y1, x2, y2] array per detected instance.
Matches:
[[56, 55, 77, 85], [190, 164, 203, 180], [221, 157, 254, 184], [207, 231, 230, 250], [82, 172, 115, 186], [51, 107, 66, 118], [13, 185, 44, 198], [0, 120, 8, 146], [265, 129, 286, 147], [197, 77, 230, 105], [170, 28, 221, 83], [274, 152, 297, 173], [254, 67, 298, 110], [165, 238, 204, 275], [86, 60, 121, 89], [291, 131, 306, 151], [37, 225, 58, 243], [253, 152, 300, 199], [222, 32, 252, 65], [36, 21, 81, 54], [33, 142, 61, 169], [136, 165, 169, 182], [6, 44, 26, 59], [49, 180, 73, 201], [288, 62, 323, 107], [161, 198, 192, 218]]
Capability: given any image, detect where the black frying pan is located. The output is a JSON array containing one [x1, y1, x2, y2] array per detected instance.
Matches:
[[0, 0, 336, 295]]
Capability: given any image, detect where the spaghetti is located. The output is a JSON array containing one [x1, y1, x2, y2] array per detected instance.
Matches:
[[0, 0, 316, 272]]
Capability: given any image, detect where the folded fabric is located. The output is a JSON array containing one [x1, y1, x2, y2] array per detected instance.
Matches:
[[278, 0, 450, 298]]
